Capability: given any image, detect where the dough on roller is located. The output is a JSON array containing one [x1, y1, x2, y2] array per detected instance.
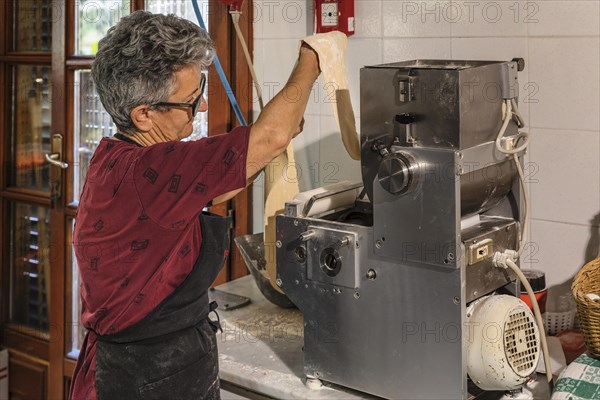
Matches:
[[301, 31, 361, 160], [263, 32, 360, 294]]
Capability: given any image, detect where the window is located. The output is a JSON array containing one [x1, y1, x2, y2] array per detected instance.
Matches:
[[146, 0, 209, 141]]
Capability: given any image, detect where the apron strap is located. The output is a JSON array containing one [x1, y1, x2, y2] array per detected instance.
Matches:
[[207, 301, 223, 333]]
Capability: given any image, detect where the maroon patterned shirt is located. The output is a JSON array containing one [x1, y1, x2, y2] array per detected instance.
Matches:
[[70, 126, 250, 399]]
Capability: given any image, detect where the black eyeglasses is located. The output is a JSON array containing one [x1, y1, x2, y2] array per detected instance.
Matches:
[[152, 73, 207, 117]]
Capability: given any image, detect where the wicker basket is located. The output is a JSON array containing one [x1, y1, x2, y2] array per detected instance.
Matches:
[[572, 256, 600, 358]]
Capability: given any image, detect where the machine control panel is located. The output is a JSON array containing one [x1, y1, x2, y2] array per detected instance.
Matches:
[[467, 238, 494, 265], [463, 218, 518, 303]]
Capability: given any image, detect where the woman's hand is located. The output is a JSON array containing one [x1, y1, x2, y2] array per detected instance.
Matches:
[[299, 43, 320, 74]]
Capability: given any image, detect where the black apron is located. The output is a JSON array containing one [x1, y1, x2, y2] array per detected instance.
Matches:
[[94, 212, 230, 400]]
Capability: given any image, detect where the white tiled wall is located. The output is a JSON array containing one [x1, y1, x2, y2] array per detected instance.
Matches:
[[251, 0, 600, 296]]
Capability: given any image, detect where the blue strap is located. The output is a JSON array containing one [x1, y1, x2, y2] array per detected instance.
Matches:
[[191, 0, 247, 127]]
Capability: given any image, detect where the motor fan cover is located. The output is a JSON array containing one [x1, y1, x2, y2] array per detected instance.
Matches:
[[466, 295, 540, 391]]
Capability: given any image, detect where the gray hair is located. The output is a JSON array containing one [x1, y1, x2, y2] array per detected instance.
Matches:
[[92, 11, 214, 134]]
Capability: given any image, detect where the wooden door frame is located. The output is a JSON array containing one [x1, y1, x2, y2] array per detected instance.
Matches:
[[0, 1, 57, 399], [208, 0, 253, 285], [48, 0, 67, 397], [230, 0, 254, 281], [0, 0, 5, 346]]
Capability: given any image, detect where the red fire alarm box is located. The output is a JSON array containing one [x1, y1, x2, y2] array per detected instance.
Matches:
[[219, 0, 244, 11], [314, 0, 355, 36]]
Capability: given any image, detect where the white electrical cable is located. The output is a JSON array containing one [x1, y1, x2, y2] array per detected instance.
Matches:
[[230, 11, 265, 111], [505, 258, 553, 386], [496, 99, 530, 155], [512, 153, 530, 257], [511, 98, 526, 128], [495, 99, 530, 256], [495, 99, 512, 154], [492, 97, 553, 388]]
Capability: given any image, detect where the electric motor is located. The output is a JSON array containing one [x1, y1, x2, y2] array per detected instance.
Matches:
[[466, 295, 540, 391]]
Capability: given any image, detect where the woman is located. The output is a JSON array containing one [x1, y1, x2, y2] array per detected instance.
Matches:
[[70, 11, 319, 400]]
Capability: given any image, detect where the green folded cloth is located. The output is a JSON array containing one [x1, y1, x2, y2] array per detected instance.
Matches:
[[552, 353, 600, 399]]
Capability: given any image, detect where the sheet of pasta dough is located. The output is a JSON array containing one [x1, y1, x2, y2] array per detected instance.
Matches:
[[263, 31, 360, 293], [264, 146, 298, 294], [302, 31, 361, 160]]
